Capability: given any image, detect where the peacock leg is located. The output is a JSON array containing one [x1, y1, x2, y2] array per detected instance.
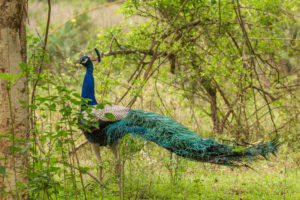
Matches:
[[109, 141, 121, 176], [90, 142, 103, 181]]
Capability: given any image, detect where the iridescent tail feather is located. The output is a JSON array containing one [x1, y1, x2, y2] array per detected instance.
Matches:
[[104, 110, 280, 166]]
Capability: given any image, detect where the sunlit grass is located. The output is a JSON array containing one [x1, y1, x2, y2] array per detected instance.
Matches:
[[70, 142, 300, 200]]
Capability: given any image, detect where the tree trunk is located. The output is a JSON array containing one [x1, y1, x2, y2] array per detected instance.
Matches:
[[198, 75, 222, 134], [208, 88, 221, 134], [0, 1, 28, 199]]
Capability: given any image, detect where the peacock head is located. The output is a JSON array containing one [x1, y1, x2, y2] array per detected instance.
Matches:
[[75, 49, 101, 70], [76, 56, 92, 68]]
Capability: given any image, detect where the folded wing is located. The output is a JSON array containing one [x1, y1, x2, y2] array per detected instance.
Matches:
[[82, 104, 130, 122]]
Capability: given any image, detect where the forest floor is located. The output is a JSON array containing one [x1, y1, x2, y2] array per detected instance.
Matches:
[[75, 142, 300, 200]]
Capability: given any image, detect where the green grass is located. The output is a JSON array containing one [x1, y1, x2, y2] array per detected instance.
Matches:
[[122, 163, 298, 199], [28, 142, 300, 200], [66, 144, 299, 200], [83, 166, 299, 199]]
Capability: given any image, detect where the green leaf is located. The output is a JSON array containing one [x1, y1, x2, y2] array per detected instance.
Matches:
[[0, 72, 23, 81], [72, 92, 81, 98], [29, 104, 38, 109], [19, 62, 27, 71], [14, 72, 24, 80], [19, 100, 27, 105], [96, 103, 105, 109], [0, 73, 14, 80], [48, 104, 56, 111], [70, 98, 81, 105], [104, 113, 116, 121], [232, 146, 245, 153], [0, 166, 6, 176], [78, 166, 89, 173]]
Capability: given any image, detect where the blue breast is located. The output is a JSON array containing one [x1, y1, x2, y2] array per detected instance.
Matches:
[[81, 63, 98, 111]]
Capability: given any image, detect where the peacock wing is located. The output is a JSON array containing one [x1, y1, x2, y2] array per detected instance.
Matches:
[[83, 104, 130, 122]]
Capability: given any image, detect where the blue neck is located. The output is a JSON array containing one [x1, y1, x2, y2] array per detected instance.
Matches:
[[81, 62, 98, 111]]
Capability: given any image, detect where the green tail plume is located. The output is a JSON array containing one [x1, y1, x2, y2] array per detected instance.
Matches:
[[105, 110, 280, 166]]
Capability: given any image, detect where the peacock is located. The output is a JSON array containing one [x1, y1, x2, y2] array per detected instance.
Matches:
[[76, 49, 279, 180]]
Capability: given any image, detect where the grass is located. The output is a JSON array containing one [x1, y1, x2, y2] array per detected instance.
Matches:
[[30, 139, 300, 199], [68, 142, 300, 200]]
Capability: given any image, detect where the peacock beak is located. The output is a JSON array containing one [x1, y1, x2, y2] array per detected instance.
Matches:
[[74, 59, 81, 64]]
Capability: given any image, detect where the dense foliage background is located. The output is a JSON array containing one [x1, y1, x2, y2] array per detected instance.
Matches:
[[21, 0, 300, 199]]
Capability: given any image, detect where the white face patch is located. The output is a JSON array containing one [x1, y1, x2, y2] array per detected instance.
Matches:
[[81, 58, 88, 64]]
